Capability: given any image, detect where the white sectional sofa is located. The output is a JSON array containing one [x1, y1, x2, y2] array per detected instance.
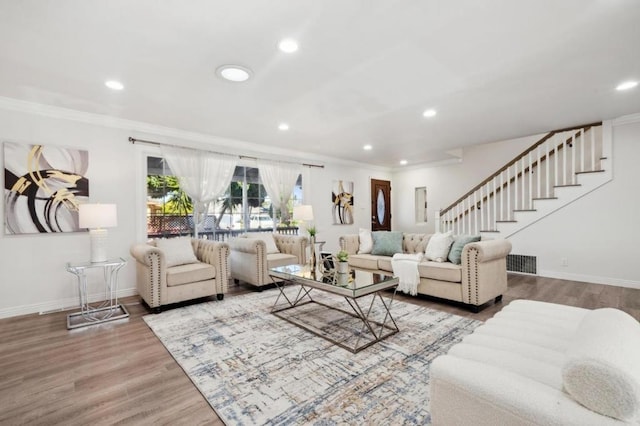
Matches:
[[430, 300, 640, 425]]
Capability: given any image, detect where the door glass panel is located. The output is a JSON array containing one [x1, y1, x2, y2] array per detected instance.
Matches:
[[377, 189, 385, 225], [415, 187, 427, 223]]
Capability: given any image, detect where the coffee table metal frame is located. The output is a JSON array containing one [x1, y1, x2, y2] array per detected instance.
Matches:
[[269, 265, 399, 353]]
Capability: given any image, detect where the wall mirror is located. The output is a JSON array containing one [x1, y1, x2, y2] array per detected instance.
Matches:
[[415, 187, 427, 223]]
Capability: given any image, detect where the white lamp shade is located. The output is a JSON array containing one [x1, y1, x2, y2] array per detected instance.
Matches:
[[79, 204, 118, 229], [293, 205, 314, 221]]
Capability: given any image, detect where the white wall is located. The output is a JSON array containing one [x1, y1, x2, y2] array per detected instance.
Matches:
[[508, 118, 640, 288], [393, 116, 640, 288], [0, 108, 139, 318], [0, 101, 388, 318], [303, 163, 391, 254], [393, 133, 541, 234]]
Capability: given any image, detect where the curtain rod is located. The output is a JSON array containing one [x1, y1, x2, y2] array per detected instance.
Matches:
[[128, 137, 324, 168]]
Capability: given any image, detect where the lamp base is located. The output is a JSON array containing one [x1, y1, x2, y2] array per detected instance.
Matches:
[[89, 228, 109, 263]]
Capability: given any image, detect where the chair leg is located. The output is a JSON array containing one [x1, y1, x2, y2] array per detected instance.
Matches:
[[217, 294, 224, 301], [495, 295, 503, 302], [152, 306, 162, 314]]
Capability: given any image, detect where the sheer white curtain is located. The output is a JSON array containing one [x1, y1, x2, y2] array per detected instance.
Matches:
[[257, 160, 302, 225], [162, 146, 237, 237]]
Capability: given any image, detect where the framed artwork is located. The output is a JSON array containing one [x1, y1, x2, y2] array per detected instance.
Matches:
[[332, 180, 354, 225], [3, 142, 89, 234]]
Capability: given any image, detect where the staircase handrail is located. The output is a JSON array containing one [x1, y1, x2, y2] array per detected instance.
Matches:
[[439, 121, 602, 218]]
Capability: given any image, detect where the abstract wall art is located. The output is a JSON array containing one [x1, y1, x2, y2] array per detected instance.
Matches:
[[3, 142, 89, 234], [332, 180, 353, 225]]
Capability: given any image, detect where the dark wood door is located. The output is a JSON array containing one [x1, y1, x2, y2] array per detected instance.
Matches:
[[370, 179, 391, 231]]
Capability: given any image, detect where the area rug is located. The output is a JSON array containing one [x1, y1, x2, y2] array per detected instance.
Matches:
[[143, 289, 482, 425]]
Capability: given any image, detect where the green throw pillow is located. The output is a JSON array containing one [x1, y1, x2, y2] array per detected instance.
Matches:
[[371, 231, 403, 256], [448, 235, 481, 264]]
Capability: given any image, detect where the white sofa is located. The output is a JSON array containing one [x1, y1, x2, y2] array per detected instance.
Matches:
[[430, 300, 640, 425]]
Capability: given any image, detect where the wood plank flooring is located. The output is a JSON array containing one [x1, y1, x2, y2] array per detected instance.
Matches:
[[1, 274, 639, 425]]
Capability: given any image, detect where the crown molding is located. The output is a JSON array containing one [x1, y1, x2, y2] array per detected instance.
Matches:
[[612, 112, 640, 126]]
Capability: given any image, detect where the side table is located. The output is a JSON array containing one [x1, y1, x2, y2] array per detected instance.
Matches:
[[65, 257, 129, 329]]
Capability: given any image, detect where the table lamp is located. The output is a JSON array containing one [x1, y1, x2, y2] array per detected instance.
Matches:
[[293, 204, 314, 226], [79, 203, 118, 263]]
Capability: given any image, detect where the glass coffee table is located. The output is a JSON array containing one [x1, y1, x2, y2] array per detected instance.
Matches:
[[269, 264, 399, 353]]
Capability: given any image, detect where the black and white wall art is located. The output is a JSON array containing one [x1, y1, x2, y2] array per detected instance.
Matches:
[[3, 142, 89, 234]]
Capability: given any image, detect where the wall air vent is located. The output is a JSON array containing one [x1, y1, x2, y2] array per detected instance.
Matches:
[[507, 254, 537, 274]]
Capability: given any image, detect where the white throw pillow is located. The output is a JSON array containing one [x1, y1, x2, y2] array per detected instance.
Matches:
[[155, 237, 198, 267], [358, 228, 373, 254], [424, 231, 454, 262], [246, 233, 280, 254], [562, 308, 640, 421]]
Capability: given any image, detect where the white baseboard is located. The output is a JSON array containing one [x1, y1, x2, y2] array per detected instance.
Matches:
[[0, 288, 139, 320], [538, 269, 640, 290]]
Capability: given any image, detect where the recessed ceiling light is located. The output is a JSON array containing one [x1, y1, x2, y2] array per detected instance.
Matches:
[[400, 160, 408, 165], [105, 80, 124, 90], [278, 38, 299, 53], [363, 144, 372, 151], [278, 123, 289, 131], [216, 65, 252, 82], [423, 108, 437, 118], [616, 81, 638, 91]]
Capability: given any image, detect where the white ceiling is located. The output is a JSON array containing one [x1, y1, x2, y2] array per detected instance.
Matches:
[[0, 0, 639, 167]]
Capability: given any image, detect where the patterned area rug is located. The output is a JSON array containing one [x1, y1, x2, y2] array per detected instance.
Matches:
[[143, 289, 481, 425]]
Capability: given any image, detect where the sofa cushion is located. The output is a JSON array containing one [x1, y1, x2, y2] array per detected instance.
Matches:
[[357, 228, 374, 254], [562, 308, 640, 421], [246, 233, 279, 253], [349, 254, 384, 270], [156, 237, 199, 267], [424, 231, 454, 262], [418, 261, 462, 283], [267, 253, 298, 268], [448, 234, 481, 265], [371, 231, 403, 256], [377, 256, 393, 272], [166, 262, 215, 287], [403, 233, 431, 254]]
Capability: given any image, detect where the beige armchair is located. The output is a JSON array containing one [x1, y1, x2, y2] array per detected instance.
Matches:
[[130, 238, 230, 312], [228, 233, 308, 288]]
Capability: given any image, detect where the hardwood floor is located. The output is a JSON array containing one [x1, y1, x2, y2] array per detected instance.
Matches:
[[1, 274, 639, 425]]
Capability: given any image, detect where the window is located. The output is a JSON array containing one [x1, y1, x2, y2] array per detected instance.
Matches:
[[146, 156, 302, 238]]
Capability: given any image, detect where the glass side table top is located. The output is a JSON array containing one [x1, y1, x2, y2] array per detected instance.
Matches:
[[66, 257, 127, 271]]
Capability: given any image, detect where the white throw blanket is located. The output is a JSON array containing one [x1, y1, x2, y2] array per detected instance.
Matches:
[[391, 253, 423, 296]]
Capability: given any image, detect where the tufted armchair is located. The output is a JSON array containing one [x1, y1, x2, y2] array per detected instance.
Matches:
[[130, 238, 230, 312], [228, 233, 308, 288]]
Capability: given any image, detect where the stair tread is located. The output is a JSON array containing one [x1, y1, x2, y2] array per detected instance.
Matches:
[[554, 184, 581, 188], [513, 209, 536, 212], [480, 230, 500, 233], [576, 169, 605, 175], [532, 197, 558, 200], [496, 220, 517, 223]]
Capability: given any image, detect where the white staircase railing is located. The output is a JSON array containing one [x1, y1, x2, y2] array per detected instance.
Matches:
[[439, 123, 604, 236]]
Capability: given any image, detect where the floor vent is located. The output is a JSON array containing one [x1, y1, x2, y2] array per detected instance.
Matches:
[[507, 254, 537, 274]]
